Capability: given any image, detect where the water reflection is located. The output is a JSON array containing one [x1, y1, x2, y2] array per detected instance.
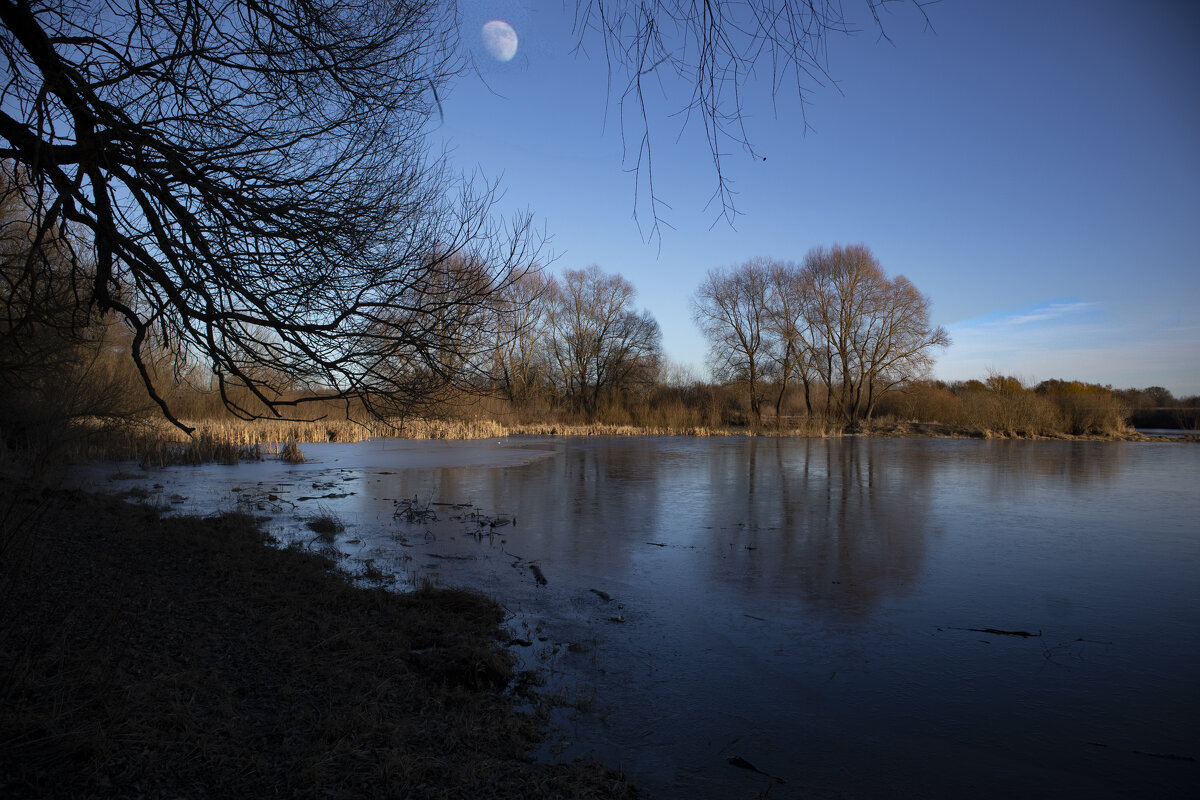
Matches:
[[682, 438, 934, 619], [71, 437, 1200, 799]]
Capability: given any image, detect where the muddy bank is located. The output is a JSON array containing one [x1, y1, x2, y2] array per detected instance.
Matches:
[[0, 483, 638, 799]]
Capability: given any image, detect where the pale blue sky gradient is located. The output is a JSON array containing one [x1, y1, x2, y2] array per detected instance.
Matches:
[[440, 1, 1200, 395]]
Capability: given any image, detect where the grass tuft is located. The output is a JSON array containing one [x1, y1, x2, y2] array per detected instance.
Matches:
[[305, 505, 344, 539], [279, 440, 306, 463]]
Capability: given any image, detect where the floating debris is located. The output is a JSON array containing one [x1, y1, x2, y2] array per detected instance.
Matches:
[[295, 492, 354, 501], [945, 627, 1042, 638], [727, 756, 785, 783], [393, 497, 437, 523], [529, 564, 547, 586], [590, 588, 612, 602]]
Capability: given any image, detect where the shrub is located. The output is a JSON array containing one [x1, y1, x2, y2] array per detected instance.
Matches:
[[1048, 392, 1128, 436]]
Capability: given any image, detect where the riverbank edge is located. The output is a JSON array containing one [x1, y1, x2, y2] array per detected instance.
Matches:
[[0, 483, 640, 799], [502, 421, 1190, 442]]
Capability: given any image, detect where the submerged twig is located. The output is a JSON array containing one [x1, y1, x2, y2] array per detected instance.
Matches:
[[727, 755, 785, 783], [946, 626, 1042, 638]]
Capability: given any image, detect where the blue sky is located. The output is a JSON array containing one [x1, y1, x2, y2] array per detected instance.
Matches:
[[439, 1, 1200, 395]]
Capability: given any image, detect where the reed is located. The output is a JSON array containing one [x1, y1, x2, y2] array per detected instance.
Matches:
[[51, 373, 1148, 468], [279, 440, 306, 464]]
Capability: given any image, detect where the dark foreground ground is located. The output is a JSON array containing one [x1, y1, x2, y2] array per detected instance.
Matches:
[[0, 483, 639, 799]]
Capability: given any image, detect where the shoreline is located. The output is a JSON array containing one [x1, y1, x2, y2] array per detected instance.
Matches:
[[0, 484, 639, 798], [66, 417, 1198, 470]]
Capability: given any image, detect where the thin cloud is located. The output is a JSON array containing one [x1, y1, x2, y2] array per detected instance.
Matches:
[[978, 300, 1096, 328], [936, 300, 1200, 394]]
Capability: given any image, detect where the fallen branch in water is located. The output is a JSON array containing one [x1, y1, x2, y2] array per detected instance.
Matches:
[[727, 756, 785, 783], [944, 626, 1042, 638]]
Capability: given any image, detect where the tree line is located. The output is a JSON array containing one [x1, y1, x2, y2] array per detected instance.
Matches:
[[471, 246, 950, 429], [13, 157, 1196, 454], [7, 155, 1196, 454]]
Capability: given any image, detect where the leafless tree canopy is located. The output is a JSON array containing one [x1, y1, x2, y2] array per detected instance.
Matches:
[[2, 170, 154, 449], [572, 0, 934, 238], [693, 246, 949, 425], [692, 258, 773, 423], [0, 0, 538, 431], [490, 270, 553, 407], [546, 265, 661, 417]]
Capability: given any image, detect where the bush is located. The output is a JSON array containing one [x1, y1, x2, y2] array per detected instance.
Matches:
[[1047, 392, 1128, 436]]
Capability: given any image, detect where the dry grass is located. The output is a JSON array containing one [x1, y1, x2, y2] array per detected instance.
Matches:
[[59, 415, 512, 465], [65, 414, 853, 467], [506, 418, 844, 438], [508, 421, 728, 437], [305, 505, 345, 539], [46, 381, 1147, 469], [0, 484, 639, 799], [279, 439, 306, 463]]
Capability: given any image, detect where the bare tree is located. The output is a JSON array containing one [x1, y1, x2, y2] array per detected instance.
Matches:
[[546, 265, 661, 417], [692, 259, 773, 424], [0, 167, 89, 388], [572, 1, 935, 238], [0, 0, 538, 431], [803, 244, 948, 424], [694, 245, 947, 427], [2, 170, 157, 454], [764, 260, 819, 420], [491, 268, 552, 406], [856, 273, 950, 418]]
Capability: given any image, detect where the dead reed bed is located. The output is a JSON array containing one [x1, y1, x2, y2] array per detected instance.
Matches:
[[506, 418, 844, 438], [64, 414, 860, 467], [508, 422, 729, 437], [0, 484, 639, 799], [67, 415, 511, 466]]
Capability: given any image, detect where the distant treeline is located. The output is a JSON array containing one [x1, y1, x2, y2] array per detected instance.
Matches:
[[3, 174, 1194, 465], [875, 377, 1197, 437]]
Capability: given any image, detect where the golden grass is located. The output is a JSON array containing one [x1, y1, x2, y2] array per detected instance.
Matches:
[[58, 391, 1144, 469], [63, 413, 862, 466], [279, 439, 306, 463], [65, 415, 512, 465], [505, 418, 844, 438], [507, 422, 728, 437]]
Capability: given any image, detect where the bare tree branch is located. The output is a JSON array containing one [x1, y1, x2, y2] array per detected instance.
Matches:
[[572, 0, 937, 242], [1, 0, 541, 431]]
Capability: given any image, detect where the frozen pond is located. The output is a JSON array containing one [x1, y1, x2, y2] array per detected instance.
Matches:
[[74, 436, 1200, 798]]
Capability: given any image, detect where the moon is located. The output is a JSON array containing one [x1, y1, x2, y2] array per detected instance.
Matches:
[[481, 20, 518, 62]]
